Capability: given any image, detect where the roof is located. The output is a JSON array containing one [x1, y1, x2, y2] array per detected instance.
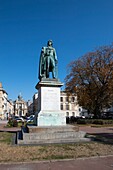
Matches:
[[0, 88, 8, 95]]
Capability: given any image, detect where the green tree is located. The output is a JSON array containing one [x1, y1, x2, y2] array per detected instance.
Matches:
[[65, 44, 113, 117]]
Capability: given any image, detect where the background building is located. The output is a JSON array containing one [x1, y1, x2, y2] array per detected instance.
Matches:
[[33, 93, 38, 114], [60, 91, 82, 117], [27, 100, 33, 116], [0, 82, 14, 119], [14, 94, 28, 117]]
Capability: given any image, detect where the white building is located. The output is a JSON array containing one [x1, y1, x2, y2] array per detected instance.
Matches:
[[60, 91, 82, 117], [14, 94, 28, 117], [27, 100, 33, 116], [0, 82, 14, 119]]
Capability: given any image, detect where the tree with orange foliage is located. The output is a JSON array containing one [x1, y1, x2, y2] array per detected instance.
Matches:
[[65, 44, 113, 117]]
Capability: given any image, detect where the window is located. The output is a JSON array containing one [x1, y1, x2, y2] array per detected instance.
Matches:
[[79, 108, 81, 112], [72, 112, 75, 117], [19, 111, 22, 117], [66, 97, 69, 102], [82, 112, 84, 116], [19, 106, 22, 109], [71, 97, 75, 102], [66, 104, 69, 110], [60, 97, 63, 102], [61, 104, 63, 110], [66, 112, 69, 117]]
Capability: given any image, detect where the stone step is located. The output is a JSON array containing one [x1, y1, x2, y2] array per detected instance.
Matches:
[[22, 131, 86, 141], [27, 125, 79, 133], [18, 137, 90, 145]]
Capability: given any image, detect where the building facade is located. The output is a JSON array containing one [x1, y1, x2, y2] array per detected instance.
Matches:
[[0, 82, 14, 119], [14, 94, 28, 117], [33, 93, 38, 114], [27, 100, 33, 116], [60, 91, 83, 117]]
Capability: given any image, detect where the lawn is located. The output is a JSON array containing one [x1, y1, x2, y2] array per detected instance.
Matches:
[[0, 131, 113, 163], [0, 132, 13, 144]]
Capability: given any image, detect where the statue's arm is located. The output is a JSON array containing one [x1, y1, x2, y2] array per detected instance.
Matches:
[[38, 47, 45, 80], [53, 48, 58, 78], [41, 47, 45, 57], [53, 48, 58, 64]]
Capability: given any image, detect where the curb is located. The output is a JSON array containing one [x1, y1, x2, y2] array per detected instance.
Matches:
[[0, 155, 113, 165]]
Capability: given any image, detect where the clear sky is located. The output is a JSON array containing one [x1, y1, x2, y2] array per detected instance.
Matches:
[[0, 0, 113, 101]]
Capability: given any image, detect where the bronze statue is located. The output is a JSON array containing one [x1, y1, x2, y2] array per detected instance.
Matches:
[[39, 40, 58, 80]]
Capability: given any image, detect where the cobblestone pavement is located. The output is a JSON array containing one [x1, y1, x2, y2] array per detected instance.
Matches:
[[79, 125, 113, 134], [0, 156, 113, 170], [79, 126, 113, 142]]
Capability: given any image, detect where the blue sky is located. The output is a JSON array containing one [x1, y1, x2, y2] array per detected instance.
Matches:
[[0, 0, 113, 101]]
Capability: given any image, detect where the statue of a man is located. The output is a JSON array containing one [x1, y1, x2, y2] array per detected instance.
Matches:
[[39, 40, 58, 81]]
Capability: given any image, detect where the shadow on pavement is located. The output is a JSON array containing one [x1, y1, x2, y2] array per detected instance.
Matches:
[[87, 132, 113, 145]]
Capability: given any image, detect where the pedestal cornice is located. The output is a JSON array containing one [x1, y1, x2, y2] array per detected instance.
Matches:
[[35, 78, 64, 90]]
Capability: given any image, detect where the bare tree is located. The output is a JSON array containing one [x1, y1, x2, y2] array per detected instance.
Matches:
[[65, 44, 113, 117]]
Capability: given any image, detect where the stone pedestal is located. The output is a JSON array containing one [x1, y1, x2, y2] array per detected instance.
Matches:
[[35, 79, 66, 126]]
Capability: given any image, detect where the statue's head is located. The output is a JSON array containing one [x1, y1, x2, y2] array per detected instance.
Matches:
[[47, 40, 53, 46]]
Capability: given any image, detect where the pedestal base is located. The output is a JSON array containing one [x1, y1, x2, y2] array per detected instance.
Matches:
[[37, 111, 66, 126], [18, 125, 90, 145]]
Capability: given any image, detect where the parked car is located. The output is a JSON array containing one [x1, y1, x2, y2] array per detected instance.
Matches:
[[81, 116, 85, 119], [14, 117, 25, 122], [26, 115, 35, 123], [27, 115, 35, 120]]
